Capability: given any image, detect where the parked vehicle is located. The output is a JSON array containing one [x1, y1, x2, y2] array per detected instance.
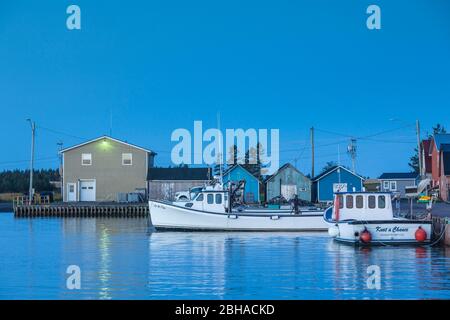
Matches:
[[174, 186, 203, 202]]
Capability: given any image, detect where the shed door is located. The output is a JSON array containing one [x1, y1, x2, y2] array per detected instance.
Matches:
[[80, 180, 96, 202], [281, 184, 297, 200], [67, 183, 76, 202]]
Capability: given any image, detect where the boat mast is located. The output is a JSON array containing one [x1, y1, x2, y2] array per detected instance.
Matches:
[[217, 112, 223, 186], [337, 144, 341, 185]]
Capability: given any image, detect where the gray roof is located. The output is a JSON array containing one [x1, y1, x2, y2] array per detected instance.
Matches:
[[379, 172, 419, 180], [60, 135, 156, 155], [265, 163, 309, 182]]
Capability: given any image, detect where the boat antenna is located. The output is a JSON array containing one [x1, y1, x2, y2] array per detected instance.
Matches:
[[337, 144, 341, 185], [217, 111, 223, 185]]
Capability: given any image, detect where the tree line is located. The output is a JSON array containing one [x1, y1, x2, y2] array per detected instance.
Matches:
[[0, 169, 60, 193], [213, 143, 268, 181]]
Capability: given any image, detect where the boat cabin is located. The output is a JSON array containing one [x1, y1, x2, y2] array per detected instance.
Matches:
[[333, 192, 393, 221], [184, 186, 229, 213]]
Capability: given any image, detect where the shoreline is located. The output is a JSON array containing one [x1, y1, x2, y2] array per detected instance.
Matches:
[[0, 202, 13, 212]]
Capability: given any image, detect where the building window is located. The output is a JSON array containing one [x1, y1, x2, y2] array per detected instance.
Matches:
[[390, 181, 397, 191], [81, 153, 92, 166], [356, 195, 364, 208], [368, 196, 376, 209], [122, 153, 133, 165], [346, 195, 353, 209], [207, 194, 214, 204], [383, 181, 389, 190], [215, 194, 222, 204]]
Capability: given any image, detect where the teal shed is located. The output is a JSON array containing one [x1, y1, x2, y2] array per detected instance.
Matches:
[[265, 163, 311, 202], [222, 165, 261, 203]]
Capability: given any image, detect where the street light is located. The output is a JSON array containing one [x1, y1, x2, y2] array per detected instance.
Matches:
[[26, 119, 36, 204]]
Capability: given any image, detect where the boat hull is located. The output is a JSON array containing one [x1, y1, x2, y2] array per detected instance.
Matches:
[[333, 220, 432, 245], [149, 200, 330, 231]]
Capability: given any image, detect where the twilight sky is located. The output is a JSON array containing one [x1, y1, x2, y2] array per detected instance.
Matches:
[[0, 0, 449, 177]]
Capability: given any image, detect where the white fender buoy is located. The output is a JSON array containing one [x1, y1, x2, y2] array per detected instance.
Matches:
[[328, 225, 340, 238]]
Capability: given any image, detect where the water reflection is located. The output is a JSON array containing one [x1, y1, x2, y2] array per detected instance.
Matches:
[[145, 231, 450, 299], [0, 213, 449, 299]]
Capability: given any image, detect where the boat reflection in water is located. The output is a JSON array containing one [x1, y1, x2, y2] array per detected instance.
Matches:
[[1, 214, 448, 299], [147, 231, 450, 299]]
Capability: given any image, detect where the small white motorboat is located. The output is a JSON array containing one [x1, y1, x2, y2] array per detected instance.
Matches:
[[149, 185, 330, 231], [323, 192, 432, 245]]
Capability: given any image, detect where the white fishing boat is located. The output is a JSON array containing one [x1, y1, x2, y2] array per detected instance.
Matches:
[[149, 185, 330, 231], [323, 192, 432, 245]]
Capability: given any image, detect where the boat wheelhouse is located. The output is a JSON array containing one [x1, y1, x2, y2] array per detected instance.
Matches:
[[324, 192, 432, 245]]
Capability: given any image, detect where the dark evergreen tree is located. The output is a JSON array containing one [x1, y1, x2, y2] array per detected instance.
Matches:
[[408, 147, 419, 173], [430, 124, 446, 137], [0, 169, 59, 193], [321, 161, 337, 173]]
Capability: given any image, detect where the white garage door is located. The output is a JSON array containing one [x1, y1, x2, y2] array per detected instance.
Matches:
[[80, 180, 96, 202]]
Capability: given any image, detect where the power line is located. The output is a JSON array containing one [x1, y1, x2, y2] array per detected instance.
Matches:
[[314, 128, 354, 138], [0, 156, 58, 166], [38, 125, 87, 141]]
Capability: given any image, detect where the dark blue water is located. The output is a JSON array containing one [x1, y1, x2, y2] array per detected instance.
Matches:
[[0, 212, 449, 300]]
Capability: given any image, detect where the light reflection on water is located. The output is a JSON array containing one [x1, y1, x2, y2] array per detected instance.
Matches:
[[0, 213, 449, 299]]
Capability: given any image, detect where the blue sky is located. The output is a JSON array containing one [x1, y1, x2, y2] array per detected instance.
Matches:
[[0, 0, 449, 177]]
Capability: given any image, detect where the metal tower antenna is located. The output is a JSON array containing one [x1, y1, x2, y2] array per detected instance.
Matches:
[[347, 138, 357, 173]]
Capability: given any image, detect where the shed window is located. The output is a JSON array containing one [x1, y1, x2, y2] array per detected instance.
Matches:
[[122, 153, 132, 165], [207, 194, 214, 204], [346, 195, 353, 209], [368, 196, 376, 209], [356, 195, 364, 208], [81, 153, 92, 166], [215, 194, 222, 204], [378, 195, 386, 209], [196, 194, 204, 201]]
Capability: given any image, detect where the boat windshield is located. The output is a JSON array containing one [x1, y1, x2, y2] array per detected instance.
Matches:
[[190, 187, 203, 199]]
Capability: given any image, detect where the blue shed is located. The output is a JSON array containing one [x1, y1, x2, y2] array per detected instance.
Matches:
[[312, 165, 364, 202], [222, 164, 261, 203]]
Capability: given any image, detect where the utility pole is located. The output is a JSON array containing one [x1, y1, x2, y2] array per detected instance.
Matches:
[[310, 127, 315, 178], [109, 109, 113, 137], [416, 120, 423, 178], [57, 141, 64, 200], [27, 119, 36, 204]]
